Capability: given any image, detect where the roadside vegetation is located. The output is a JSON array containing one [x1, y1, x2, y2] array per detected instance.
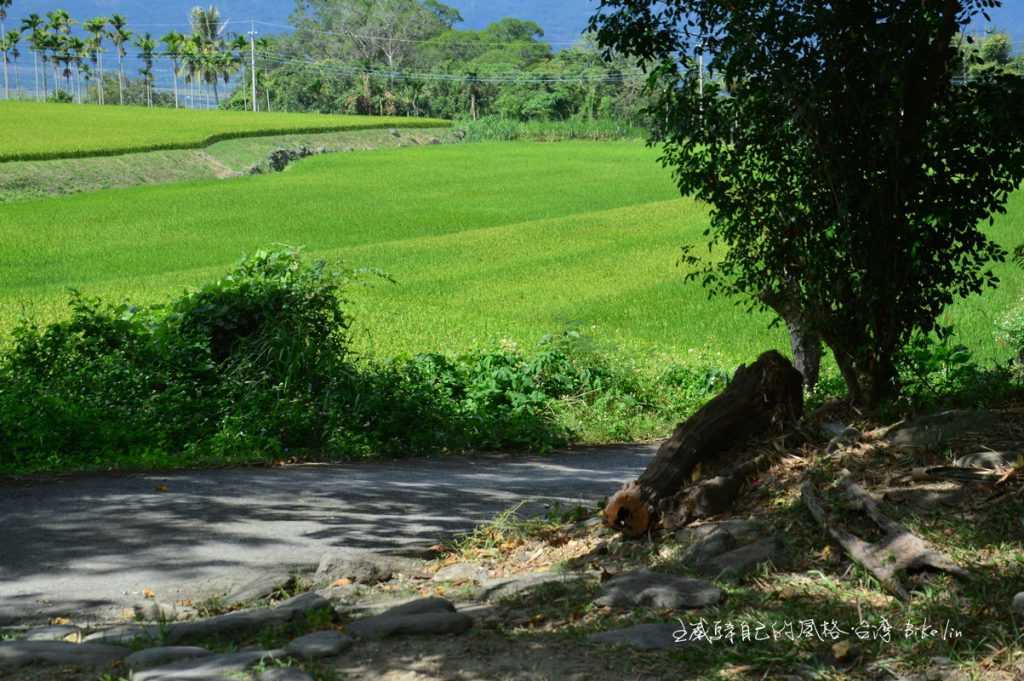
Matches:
[[0, 101, 447, 161], [2, 142, 1020, 366]]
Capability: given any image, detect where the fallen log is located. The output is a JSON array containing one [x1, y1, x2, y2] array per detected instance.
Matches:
[[604, 350, 804, 537], [801, 470, 970, 600]]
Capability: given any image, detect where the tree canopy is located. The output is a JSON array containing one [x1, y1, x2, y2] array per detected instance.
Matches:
[[590, 0, 1024, 405]]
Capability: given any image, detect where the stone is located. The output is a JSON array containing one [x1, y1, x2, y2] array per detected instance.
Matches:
[[1012, 592, 1024, 620], [85, 592, 331, 646], [132, 649, 284, 681], [432, 563, 488, 584], [284, 630, 353, 660], [125, 647, 212, 670], [676, 519, 764, 547], [886, 410, 999, 451], [479, 572, 586, 602], [134, 601, 184, 622], [23, 625, 80, 642], [223, 571, 294, 607], [954, 451, 1019, 469], [694, 536, 787, 580], [825, 424, 863, 454], [378, 597, 455, 617], [593, 570, 722, 610], [0, 640, 130, 670], [346, 611, 473, 639], [315, 550, 421, 585], [587, 623, 684, 651], [83, 623, 162, 645], [257, 668, 315, 681]]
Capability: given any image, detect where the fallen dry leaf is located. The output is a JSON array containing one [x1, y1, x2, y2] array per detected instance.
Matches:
[[331, 578, 352, 588], [142, 588, 156, 600], [154, 485, 170, 493]]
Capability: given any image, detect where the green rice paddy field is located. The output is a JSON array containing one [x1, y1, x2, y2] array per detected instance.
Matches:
[[1, 140, 1021, 366], [0, 101, 448, 161]]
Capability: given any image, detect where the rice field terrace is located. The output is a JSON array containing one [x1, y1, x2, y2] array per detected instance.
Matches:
[[1, 138, 1021, 367], [0, 101, 448, 162]]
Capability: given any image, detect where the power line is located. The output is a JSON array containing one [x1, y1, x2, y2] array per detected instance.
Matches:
[[251, 19, 587, 48], [254, 50, 645, 84]]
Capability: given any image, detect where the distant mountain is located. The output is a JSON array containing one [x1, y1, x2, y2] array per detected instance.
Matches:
[[3, 0, 600, 46]]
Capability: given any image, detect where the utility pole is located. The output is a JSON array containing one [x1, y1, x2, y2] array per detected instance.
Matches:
[[249, 20, 258, 112]]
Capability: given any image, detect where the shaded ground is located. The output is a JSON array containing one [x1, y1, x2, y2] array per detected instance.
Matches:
[[0, 445, 654, 626]]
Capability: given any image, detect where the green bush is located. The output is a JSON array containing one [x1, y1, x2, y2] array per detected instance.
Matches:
[[0, 252, 730, 475]]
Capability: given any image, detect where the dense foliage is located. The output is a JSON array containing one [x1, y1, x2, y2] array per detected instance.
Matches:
[[0, 250, 730, 474], [217, 1, 652, 122], [591, 0, 1024, 405]]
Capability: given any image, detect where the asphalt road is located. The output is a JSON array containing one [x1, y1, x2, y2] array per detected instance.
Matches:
[[0, 445, 655, 625]]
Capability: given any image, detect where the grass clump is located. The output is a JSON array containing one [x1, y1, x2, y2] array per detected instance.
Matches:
[[0, 249, 727, 476]]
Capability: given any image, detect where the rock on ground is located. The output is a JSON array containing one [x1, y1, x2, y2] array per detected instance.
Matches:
[[0, 640, 129, 670], [478, 572, 586, 602], [587, 623, 683, 651], [1012, 592, 1024, 620], [222, 570, 295, 607], [694, 537, 787, 580], [346, 597, 472, 639], [432, 563, 489, 584], [316, 551, 422, 585], [23, 625, 80, 642], [594, 570, 722, 609], [285, 630, 353, 660], [84, 592, 332, 646], [131, 649, 284, 681], [885, 410, 999, 451], [125, 646, 212, 671], [257, 668, 315, 681]]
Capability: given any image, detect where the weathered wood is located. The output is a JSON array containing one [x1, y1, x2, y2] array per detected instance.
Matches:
[[801, 470, 969, 600], [604, 350, 803, 536]]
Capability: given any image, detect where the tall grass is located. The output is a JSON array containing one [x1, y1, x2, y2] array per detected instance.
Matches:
[[455, 116, 645, 142]]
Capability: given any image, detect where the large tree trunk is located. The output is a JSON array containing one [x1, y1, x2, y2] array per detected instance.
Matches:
[[604, 350, 804, 537]]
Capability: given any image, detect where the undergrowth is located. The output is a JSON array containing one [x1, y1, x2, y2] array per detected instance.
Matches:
[[0, 249, 725, 476], [454, 116, 645, 142], [1, 248, 1019, 476]]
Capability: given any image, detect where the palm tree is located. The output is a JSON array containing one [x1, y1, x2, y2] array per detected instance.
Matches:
[[0, 30, 19, 99], [212, 49, 240, 106], [107, 14, 131, 105], [68, 36, 85, 103], [46, 9, 74, 97], [178, 35, 202, 107], [0, 0, 11, 36], [160, 31, 184, 108], [230, 34, 248, 110], [83, 17, 107, 104], [135, 32, 156, 107], [21, 14, 45, 99], [189, 6, 224, 45]]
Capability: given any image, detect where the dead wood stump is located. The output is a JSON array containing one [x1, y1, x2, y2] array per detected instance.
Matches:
[[604, 350, 803, 537]]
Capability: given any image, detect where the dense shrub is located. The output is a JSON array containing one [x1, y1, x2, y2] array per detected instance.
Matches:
[[0, 251, 728, 474]]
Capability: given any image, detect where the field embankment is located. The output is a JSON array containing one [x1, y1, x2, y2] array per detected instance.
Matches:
[[0, 101, 448, 162], [0, 127, 451, 203]]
